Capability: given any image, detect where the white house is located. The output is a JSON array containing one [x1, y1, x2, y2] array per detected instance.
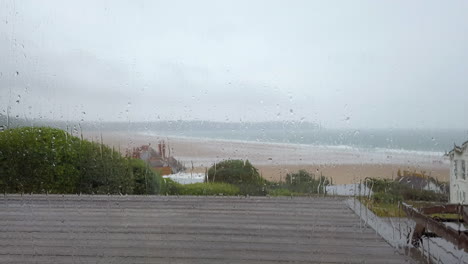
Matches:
[[448, 141, 468, 204]]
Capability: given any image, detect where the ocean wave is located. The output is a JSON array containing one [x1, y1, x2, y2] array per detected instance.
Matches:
[[137, 131, 446, 158]]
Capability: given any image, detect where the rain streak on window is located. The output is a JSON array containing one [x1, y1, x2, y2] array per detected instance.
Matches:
[[0, 1, 468, 263]]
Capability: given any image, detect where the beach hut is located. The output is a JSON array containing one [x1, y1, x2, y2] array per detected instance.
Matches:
[[447, 140, 468, 204]]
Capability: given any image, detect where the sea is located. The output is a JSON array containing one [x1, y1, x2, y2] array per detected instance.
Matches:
[[4, 118, 468, 154], [135, 124, 467, 154]]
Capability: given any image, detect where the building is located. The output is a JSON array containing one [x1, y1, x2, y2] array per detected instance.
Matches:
[[447, 141, 468, 204], [396, 174, 443, 194], [127, 142, 185, 176], [396, 169, 444, 193]]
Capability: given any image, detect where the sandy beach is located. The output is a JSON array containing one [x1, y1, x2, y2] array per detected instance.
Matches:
[[83, 131, 450, 184]]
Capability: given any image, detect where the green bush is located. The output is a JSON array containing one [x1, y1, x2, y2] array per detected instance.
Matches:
[[366, 177, 447, 203], [207, 160, 264, 185], [372, 192, 403, 203], [401, 188, 447, 202], [281, 170, 329, 194], [130, 159, 162, 195], [285, 170, 313, 185], [0, 126, 163, 195], [1, 127, 80, 193], [160, 177, 182, 195]]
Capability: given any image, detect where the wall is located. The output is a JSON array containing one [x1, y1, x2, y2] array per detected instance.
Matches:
[[450, 148, 468, 204]]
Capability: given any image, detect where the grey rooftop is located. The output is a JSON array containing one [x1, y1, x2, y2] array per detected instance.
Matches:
[[0, 195, 414, 263]]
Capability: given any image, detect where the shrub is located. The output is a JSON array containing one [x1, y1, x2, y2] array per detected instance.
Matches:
[[285, 170, 313, 185], [207, 160, 264, 185], [282, 170, 329, 194], [0, 127, 81, 193], [372, 192, 403, 203], [130, 159, 161, 195], [160, 177, 182, 195], [0, 126, 163, 195], [366, 177, 448, 203]]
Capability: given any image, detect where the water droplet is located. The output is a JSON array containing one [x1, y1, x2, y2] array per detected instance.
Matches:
[[289, 109, 294, 114], [15, 71, 19, 76]]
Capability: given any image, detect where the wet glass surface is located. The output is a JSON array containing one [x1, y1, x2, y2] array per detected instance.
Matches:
[[1, 0, 468, 263]]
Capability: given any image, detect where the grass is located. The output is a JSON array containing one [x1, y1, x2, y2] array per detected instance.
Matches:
[[268, 188, 293, 196], [370, 202, 405, 217], [359, 177, 449, 218], [359, 198, 459, 218], [430, 213, 462, 221], [161, 179, 241, 196], [267, 188, 322, 197], [160, 180, 325, 197], [359, 197, 406, 217]]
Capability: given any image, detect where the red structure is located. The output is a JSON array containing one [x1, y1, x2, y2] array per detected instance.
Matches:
[[127, 141, 184, 175]]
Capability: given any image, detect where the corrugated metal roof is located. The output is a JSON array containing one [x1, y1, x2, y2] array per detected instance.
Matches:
[[0, 195, 415, 263]]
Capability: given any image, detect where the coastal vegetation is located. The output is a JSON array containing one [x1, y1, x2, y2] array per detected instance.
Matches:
[[169, 182, 240, 196], [0, 127, 162, 194], [206, 161, 330, 196], [206, 159, 268, 195], [363, 177, 448, 217], [0, 126, 328, 196], [266, 170, 330, 196], [207, 159, 264, 185], [283, 169, 330, 193]]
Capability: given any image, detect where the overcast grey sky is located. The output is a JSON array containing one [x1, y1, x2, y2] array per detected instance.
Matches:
[[0, 0, 467, 129]]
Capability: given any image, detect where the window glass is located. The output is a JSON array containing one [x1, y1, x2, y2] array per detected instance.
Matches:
[[1, 1, 467, 263], [462, 160, 466, 180]]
